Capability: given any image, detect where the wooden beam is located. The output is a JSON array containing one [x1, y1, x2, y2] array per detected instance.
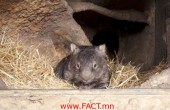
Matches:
[[0, 89, 169, 110], [69, 2, 148, 23]]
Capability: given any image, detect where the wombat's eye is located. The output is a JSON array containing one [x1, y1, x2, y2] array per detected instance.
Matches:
[[93, 63, 98, 69], [76, 63, 80, 69]]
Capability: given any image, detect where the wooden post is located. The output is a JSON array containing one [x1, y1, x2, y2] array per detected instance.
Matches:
[[154, 0, 167, 65]]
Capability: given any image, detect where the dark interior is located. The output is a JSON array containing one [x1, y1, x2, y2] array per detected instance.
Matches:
[[73, 10, 147, 59]]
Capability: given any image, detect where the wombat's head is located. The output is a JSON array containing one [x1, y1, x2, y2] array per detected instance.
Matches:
[[67, 43, 107, 85]]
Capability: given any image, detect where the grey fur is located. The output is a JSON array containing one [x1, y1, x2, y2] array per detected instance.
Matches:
[[54, 44, 109, 89]]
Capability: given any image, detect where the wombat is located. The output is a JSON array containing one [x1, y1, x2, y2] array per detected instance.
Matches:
[[54, 43, 109, 89]]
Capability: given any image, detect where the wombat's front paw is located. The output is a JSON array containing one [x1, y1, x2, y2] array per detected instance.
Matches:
[[94, 83, 108, 89], [78, 83, 108, 89]]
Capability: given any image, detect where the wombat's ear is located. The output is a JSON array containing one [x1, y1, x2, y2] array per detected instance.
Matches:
[[70, 43, 80, 54], [96, 44, 106, 55]]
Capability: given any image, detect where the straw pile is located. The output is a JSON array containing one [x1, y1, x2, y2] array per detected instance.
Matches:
[[0, 34, 167, 89], [108, 58, 140, 88], [0, 34, 73, 89], [108, 59, 168, 88], [136, 62, 168, 86]]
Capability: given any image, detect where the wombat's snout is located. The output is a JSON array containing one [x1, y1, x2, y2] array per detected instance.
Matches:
[[80, 71, 94, 84]]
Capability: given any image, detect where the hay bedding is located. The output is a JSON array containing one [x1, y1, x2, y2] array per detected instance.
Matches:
[[107, 59, 140, 88], [0, 35, 73, 89], [0, 34, 166, 89]]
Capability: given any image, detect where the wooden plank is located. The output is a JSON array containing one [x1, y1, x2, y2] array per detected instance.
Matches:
[[155, 0, 167, 65], [166, 19, 170, 63], [0, 89, 170, 110]]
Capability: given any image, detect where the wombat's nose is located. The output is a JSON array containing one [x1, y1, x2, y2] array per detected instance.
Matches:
[[81, 71, 92, 82]]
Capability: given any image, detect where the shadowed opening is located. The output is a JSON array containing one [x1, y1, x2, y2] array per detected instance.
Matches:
[[73, 10, 147, 59]]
